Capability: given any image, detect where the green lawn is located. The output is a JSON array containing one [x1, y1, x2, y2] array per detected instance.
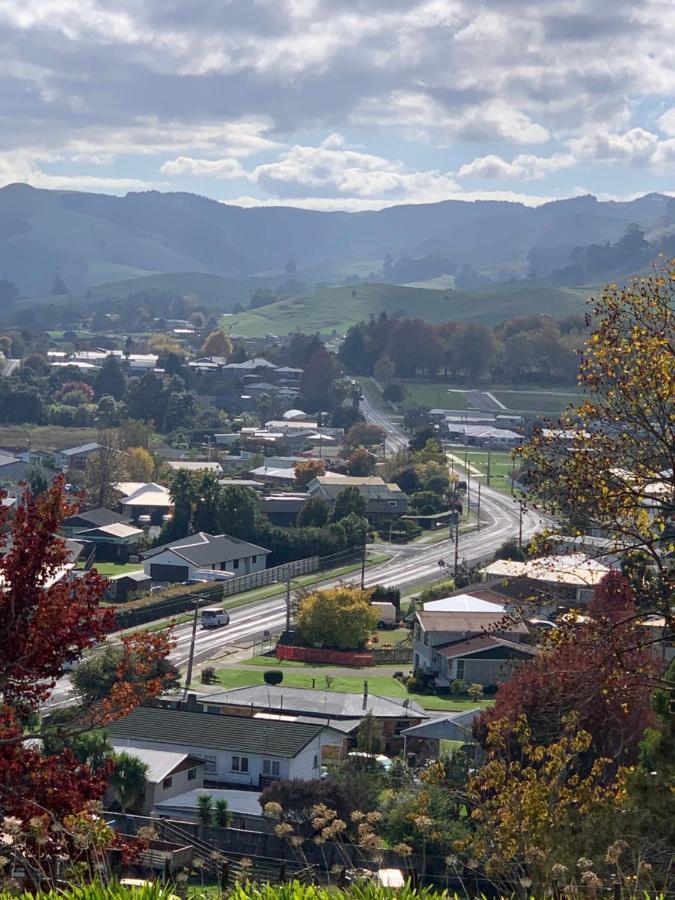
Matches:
[[492, 389, 582, 414], [400, 382, 469, 410], [93, 562, 145, 577], [212, 666, 489, 712]]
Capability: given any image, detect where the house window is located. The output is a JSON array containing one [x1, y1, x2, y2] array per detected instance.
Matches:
[[456, 659, 465, 680], [423, 632, 430, 646], [232, 559, 239, 569], [162, 776, 173, 789], [187, 768, 197, 781], [262, 760, 280, 776], [203, 755, 217, 774], [251, 555, 257, 564], [232, 756, 249, 773], [388, 500, 397, 507], [313, 754, 319, 769]]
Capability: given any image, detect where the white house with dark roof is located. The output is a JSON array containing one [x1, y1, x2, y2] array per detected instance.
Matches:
[[108, 707, 342, 788], [141, 531, 270, 583]]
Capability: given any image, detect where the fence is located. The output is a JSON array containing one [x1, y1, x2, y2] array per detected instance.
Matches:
[[111, 546, 363, 631]]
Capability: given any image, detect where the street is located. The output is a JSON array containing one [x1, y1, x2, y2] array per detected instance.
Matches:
[[46, 392, 541, 708]]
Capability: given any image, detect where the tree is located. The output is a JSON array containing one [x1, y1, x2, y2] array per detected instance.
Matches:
[[356, 711, 384, 754], [411, 491, 442, 515], [298, 496, 329, 527], [72, 644, 180, 705], [196, 792, 214, 827], [382, 382, 405, 404], [474, 573, 657, 768], [214, 797, 232, 827], [127, 372, 165, 423], [520, 263, 674, 621], [0, 479, 173, 870], [124, 446, 154, 482], [25, 462, 50, 496], [332, 486, 367, 522], [83, 432, 125, 509], [294, 459, 326, 489], [345, 422, 386, 449], [263, 670, 284, 686], [413, 438, 445, 465], [202, 329, 233, 359], [109, 752, 148, 813], [149, 334, 184, 357], [390, 466, 421, 495], [0, 280, 20, 304], [260, 779, 352, 825], [347, 448, 376, 476], [94, 355, 127, 400], [300, 346, 340, 411], [216, 485, 258, 539], [373, 354, 395, 383], [118, 418, 153, 450], [295, 586, 378, 650]]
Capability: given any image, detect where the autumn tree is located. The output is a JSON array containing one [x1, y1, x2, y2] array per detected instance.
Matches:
[[344, 422, 386, 449], [294, 458, 326, 489], [124, 446, 154, 481], [520, 263, 674, 621], [0, 479, 174, 879], [347, 448, 376, 476], [474, 573, 657, 767], [83, 431, 125, 508], [148, 333, 184, 357], [202, 329, 233, 359], [295, 586, 378, 650]]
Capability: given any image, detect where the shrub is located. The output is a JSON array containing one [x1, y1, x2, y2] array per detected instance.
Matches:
[[449, 679, 466, 696], [263, 670, 284, 686]]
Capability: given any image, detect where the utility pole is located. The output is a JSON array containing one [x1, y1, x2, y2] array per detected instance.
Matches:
[[477, 481, 481, 531], [518, 499, 524, 549], [453, 511, 460, 577], [184, 597, 201, 693], [360, 533, 367, 589], [285, 574, 292, 632], [487, 447, 491, 486]]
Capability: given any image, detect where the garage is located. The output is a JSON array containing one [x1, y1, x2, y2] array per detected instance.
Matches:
[[149, 563, 189, 583]]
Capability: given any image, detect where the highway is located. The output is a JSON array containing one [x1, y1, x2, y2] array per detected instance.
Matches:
[[46, 390, 541, 707]]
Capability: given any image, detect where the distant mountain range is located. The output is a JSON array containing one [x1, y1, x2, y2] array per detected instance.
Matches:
[[0, 183, 673, 297]]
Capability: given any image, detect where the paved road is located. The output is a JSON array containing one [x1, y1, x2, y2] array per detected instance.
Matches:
[[46, 390, 541, 708]]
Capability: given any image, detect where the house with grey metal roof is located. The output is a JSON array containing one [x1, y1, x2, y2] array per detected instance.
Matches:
[[55, 442, 101, 470], [60, 506, 130, 538], [141, 531, 270, 583], [109, 744, 205, 815], [107, 707, 342, 788], [152, 787, 269, 831]]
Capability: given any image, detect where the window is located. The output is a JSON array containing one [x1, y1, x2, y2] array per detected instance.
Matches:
[[388, 500, 397, 507], [187, 768, 197, 781], [203, 754, 217, 774], [232, 558, 239, 569], [423, 631, 430, 646], [251, 555, 257, 564], [162, 776, 173, 789], [313, 754, 319, 769], [456, 659, 465, 680], [232, 756, 249, 773], [263, 759, 280, 776]]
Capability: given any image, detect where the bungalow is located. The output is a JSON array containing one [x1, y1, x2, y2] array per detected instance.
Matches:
[[55, 443, 101, 471], [141, 531, 270, 583], [249, 466, 297, 488], [115, 482, 172, 526], [60, 506, 131, 538], [106, 570, 152, 602], [308, 475, 409, 523], [480, 553, 611, 607], [109, 744, 205, 816], [184, 685, 428, 756], [107, 706, 342, 788], [258, 493, 309, 527], [77, 522, 144, 563], [432, 634, 537, 688]]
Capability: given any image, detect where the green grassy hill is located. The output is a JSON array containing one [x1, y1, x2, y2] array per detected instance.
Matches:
[[223, 281, 588, 336], [89, 272, 278, 310]]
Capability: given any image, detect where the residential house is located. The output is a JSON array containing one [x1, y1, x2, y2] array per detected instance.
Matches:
[[77, 522, 144, 563], [444, 424, 522, 448], [400, 708, 482, 764], [258, 493, 309, 527], [109, 744, 205, 816], [249, 466, 297, 488], [141, 531, 270, 583], [308, 475, 409, 523], [480, 553, 611, 607], [0, 453, 30, 495], [164, 686, 428, 756], [60, 507, 131, 538], [115, 482, 172, 526], [413, 603, 531, 687], [55, 443, 101, 471], [107, 706, 342, 788]]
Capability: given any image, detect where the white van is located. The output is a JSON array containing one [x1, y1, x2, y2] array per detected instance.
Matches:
[[371, 601, 397, 628], [200, 607, 230, 629]]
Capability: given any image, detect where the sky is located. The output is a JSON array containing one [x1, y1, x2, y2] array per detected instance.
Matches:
[[1, 0, 674, 211]]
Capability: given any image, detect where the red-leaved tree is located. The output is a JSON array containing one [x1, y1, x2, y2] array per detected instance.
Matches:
[[474, 572, 658, 768], [0, 478, 174, 877]]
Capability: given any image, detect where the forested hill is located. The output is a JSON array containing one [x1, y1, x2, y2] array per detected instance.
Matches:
[[0, 182, 673, 295]]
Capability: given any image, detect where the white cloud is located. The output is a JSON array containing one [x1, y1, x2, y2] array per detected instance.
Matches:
[[570, 127, 660, 164], [160, 156, 246, 179], [458, 152, 574, 180], [0, 151, 161, 191]]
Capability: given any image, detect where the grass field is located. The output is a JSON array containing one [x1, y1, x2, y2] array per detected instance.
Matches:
[[223, 281, 586, 337], [492, 389, 582, 414], [0, 425, 100, 452], [400, 382, 469, 409], [213, 666, 489, 712], [92, 562, 145, 577]]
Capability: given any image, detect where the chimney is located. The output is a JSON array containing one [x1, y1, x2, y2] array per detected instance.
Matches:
[[362, 680, 368, 709], [183, 692, 198, 711]]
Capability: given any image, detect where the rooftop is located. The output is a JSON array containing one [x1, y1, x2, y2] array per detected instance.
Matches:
[[142, 531, 270, 566], [423, 592, 506, 613], [201, 686, 428, 720], [153, 788, 263, 819], [59, 442, 100, 456], [108, 706, 332, 758], [416, 610, 528, 634], [78, 523, 144, 539], [435, 634, 537, 659], [110, 744, 202, 783], [62, 507, 129, 529], [481, 553, 611, 587]]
